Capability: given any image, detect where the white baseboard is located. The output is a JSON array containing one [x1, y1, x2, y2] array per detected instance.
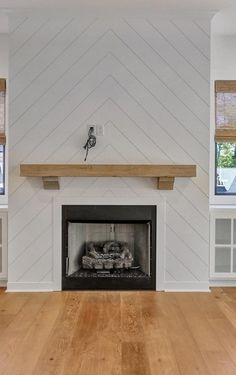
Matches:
[[163, 281, 210, 292], [210, 279, 236, 287], [7, 282, 54, 292], [6, 281, 212, 292]]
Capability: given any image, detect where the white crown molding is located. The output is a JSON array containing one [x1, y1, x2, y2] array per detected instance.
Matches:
[[6, 8, 216, 19]]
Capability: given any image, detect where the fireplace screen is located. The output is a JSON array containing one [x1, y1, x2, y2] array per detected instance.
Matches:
[[67, 222, 151, 278], [62, 205, 156, 290]]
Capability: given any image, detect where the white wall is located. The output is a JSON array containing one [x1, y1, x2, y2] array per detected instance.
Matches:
[[212, 35, 236, 78], [0, 36, 8, 78], [211, 9, 236, 79], [8, 13, 211, 291]]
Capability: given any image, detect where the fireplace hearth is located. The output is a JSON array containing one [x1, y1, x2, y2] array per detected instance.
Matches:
[[62, 205, 156, 290]]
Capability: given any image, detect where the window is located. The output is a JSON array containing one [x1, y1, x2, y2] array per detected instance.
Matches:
[[215, 81, 236, 195], [216, 142, 236, 194]]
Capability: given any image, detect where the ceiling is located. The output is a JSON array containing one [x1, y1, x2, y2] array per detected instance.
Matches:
[[0, 0, 234, 13]]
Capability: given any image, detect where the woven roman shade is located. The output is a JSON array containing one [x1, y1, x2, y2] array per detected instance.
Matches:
[[0, 79, 6, 145], [215, 80, 236, 142]]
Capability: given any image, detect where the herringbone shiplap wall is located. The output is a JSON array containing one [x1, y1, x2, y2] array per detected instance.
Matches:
[[8, 14, 210, 290]]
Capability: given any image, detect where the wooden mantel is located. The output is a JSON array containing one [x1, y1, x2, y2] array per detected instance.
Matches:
[[20, 164, 196, 190]]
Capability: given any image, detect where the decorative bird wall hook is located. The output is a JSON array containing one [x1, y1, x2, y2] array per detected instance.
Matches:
[[83, 126, 96, 162]]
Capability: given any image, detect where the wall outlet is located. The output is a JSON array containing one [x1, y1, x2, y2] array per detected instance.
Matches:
[[86, 124, 104, 136], [96, 124, 104, 136]]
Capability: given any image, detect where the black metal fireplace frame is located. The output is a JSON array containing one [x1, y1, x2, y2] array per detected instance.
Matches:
[[62, 205, 156, 290]]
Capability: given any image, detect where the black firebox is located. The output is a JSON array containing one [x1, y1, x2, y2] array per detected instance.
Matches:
[[62, 205, 156, 290]]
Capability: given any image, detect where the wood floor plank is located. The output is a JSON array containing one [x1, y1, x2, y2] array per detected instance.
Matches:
[[120, 292, 144, 342], [62, 292, 122, 375], [155, 293, 211, 375], [33, 292, 83, 375], [122, 342, 151, 375], [140, 293, 181, 375]]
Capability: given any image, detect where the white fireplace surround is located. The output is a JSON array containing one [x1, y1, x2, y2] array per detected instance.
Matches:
[[7, 195, 210, 292], [52, 196, 165, 291]]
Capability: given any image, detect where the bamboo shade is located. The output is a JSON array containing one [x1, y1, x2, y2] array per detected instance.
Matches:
[[215, 80, 236, 142], [215, 129, 236, 142], [215, 81, 236, 93]]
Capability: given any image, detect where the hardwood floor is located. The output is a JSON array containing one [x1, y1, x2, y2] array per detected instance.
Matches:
[[0, 288, 236, 374]]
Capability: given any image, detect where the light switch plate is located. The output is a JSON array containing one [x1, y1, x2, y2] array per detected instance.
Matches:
[[86, 124, 104, 136], [96, 124, 104, 136]]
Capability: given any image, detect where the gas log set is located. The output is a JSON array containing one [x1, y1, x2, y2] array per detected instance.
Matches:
[[82, 241, 134, 271]]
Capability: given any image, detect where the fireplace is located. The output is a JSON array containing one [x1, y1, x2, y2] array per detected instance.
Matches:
[[62, 205, 156, 290]]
